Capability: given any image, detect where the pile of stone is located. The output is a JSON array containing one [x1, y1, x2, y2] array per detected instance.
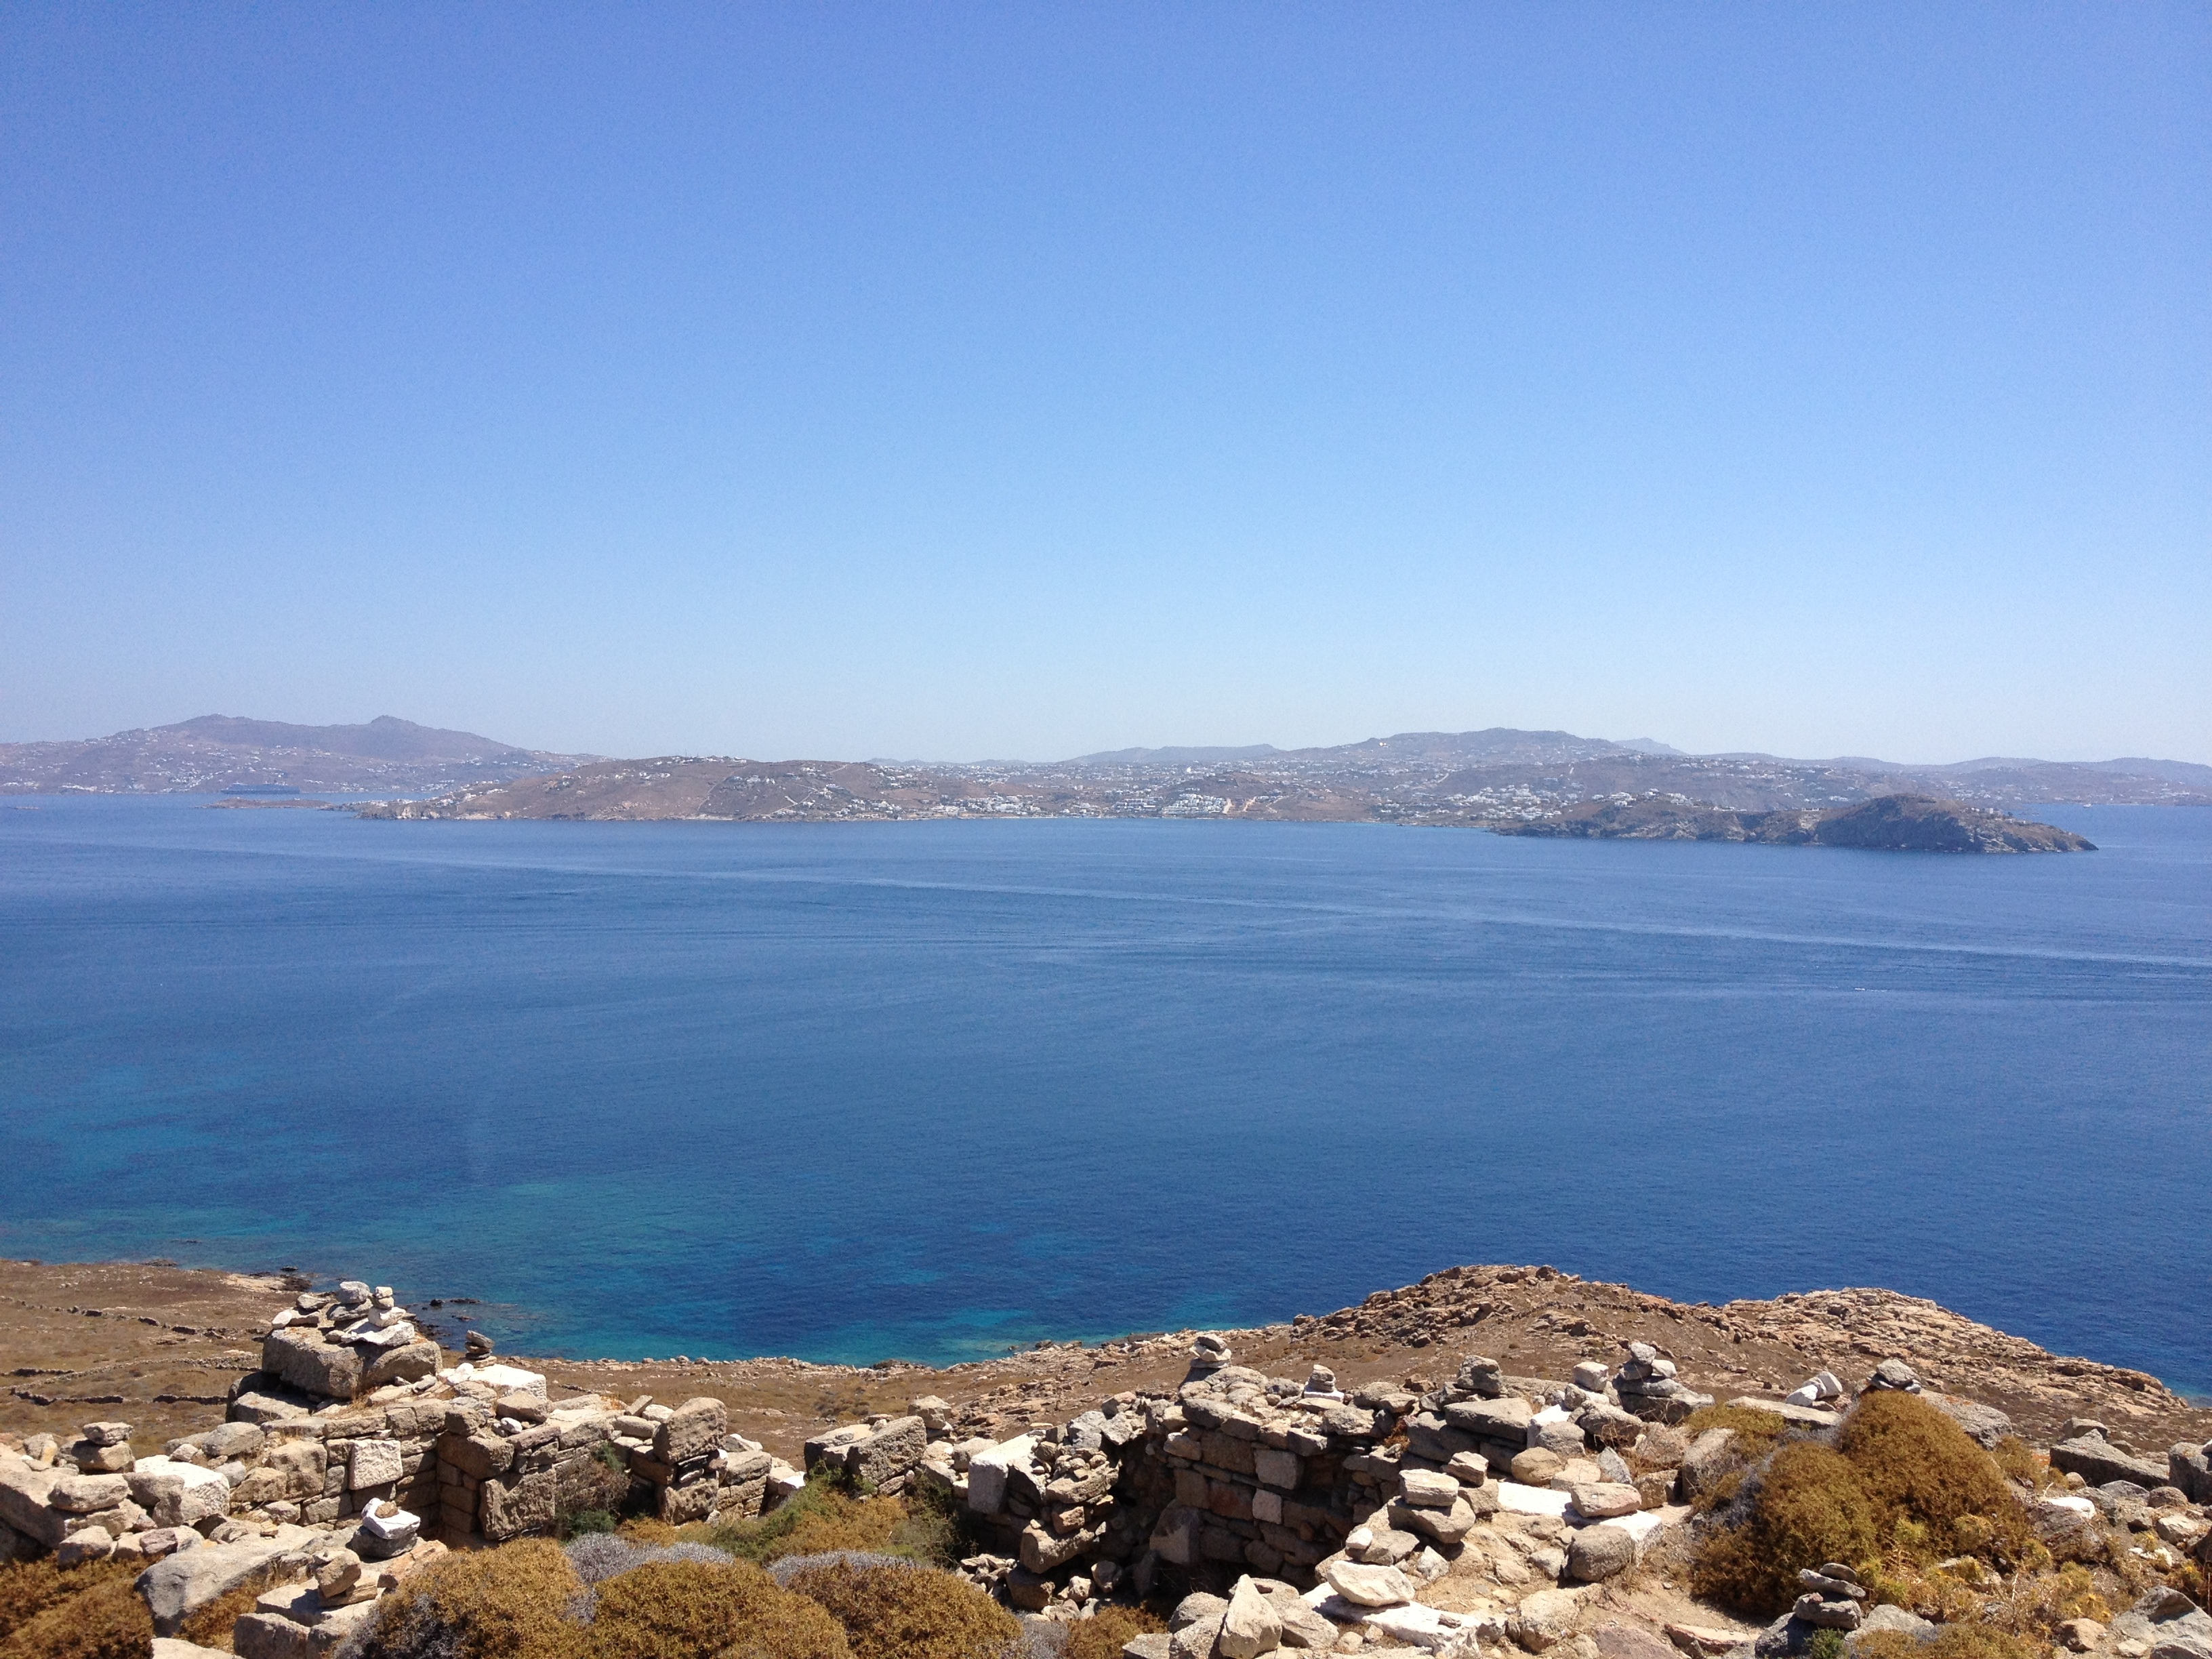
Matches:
[[1612, 1343, 1714, 1425], [259, 1282, 441, 1404]]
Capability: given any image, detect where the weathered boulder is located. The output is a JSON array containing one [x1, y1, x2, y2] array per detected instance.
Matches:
[[362, 1339, 441, 1391], [2170, 1442, 2212, 1506], [2051, 1434, 2169, 1490], [1568, 1524, 1639, 1582], [261, 1330, 363, 1400], [1399, 1469, 1462, 1510], [1571, 1483, 1643, 1520], [1594, 1622, 1686, 1659]]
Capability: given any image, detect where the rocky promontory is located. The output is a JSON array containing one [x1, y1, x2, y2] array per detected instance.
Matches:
[[1497, 794, 2095, 852]]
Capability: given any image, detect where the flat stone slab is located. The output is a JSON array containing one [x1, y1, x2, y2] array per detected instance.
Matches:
[[1496, 1479, 1573, 1517]]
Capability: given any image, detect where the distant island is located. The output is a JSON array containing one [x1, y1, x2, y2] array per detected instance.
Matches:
[[1496, 792, 2095, 853], [3, 716, 2197, 846]]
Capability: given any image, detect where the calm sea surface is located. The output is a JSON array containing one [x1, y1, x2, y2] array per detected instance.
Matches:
[[2, 798, 2207, 1394]]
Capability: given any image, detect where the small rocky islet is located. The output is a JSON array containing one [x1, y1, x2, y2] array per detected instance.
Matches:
[[2, 1264, 2207, 1658]]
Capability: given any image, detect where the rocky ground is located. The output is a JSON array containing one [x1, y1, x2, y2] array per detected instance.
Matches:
[[7, 1258, 2203, 1469]]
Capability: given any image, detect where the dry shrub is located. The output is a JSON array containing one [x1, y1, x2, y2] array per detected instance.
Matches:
[[689, 1479, 909, 1566], [1856, 1627, 2044, 1659], [353, 1537, 588, 1659], [0, 1565, 153, 1659], [780, 1558, 1020, 1659], [1064, 1606, 1168, 1659], [1839, 1394, 2034, 1565], [1991, 1438, 2060, 1492], [586, 1557, 850, 1659], [1690, 1443, 1880, 1615], [1682, 1405, 1793, 1466]]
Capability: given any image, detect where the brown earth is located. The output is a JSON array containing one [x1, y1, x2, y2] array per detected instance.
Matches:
[[5, 1258, 2203, 1466]]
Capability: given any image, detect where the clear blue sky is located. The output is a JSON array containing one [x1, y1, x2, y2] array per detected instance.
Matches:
[[3, 4, 2205, 763]]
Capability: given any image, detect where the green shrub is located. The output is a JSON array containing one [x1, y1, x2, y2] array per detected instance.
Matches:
[[353, 1537, 589, 1659], [779, 1558, 1020, 1659], [585, 1558, 851, 1659], [0, 1565, 152, 1659], [1806, 1631, 1847, 1659], [1690, 1442, 1881, 1615]]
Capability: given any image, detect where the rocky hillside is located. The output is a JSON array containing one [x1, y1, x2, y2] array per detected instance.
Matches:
[[0, 715, 590, 796]]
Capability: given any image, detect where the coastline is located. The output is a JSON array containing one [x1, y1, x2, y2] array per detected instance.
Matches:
[[7, 1256, 2204, 1469]]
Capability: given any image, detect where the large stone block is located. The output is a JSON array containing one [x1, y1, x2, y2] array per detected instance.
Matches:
[[52, 1473, 131, 1513], [363, 1340, 441, 1392], [0, 1458, 69, 1547], [348, 1441, 405, 1490], [126, 1459, 232, 1529], [653, 1398, 729, 1466], [964, 1434, 1036, 1515], [2051, 1435, 2169, 1490], [658, 1479, 718, 1524], [262, 1330, 363, 1401], [479, 1468, 558, 1542]]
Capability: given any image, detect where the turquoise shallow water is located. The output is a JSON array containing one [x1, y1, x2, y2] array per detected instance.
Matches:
[[1, 797, 2207, 1393]]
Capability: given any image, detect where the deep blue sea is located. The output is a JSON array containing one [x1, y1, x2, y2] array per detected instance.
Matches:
[[1, 797, 2207, 1396]]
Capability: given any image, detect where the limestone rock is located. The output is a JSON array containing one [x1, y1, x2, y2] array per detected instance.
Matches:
[[1220, 1576, 1283, 1658], [1512, 1588, 1586, 1650], [56, 1525, 115, 1566], [52, 1472, 131, 1513], [2051, 1435, 2169, 1490], [1401, 1469, 1462, 1510], [1513, 1448, 1567, 1485], [1678, 1429, 1738, 1502], [127, 1459, 231, 1529], [1594, 1623, 1687, 1659], [1571, 1483, 1643, 1520]]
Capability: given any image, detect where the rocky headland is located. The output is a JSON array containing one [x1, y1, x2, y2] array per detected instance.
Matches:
[[2, 1258, 2207, 1658], [1495, 796, 2096, 853]]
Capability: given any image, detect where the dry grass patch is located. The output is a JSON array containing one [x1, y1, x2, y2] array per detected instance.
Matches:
[[1856, 1626, 2046, 1659], [0, 1561, 153, 1659]]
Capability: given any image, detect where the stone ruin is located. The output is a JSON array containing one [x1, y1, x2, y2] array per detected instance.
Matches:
[[3, 1282, 2211, 1659]]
